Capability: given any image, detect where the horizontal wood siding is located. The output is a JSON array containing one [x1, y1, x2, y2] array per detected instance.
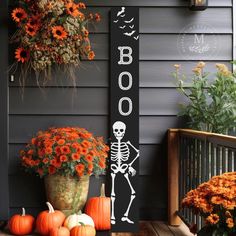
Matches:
[[9, 116, 182, 144], [0, 7, 9, 220], [9, 116, 109, 143], [10, 61, 232, 88], [140, 8, 232, 33], [83, 0, 232, 7], [75, 34, 232, 60], [10, 88, 188, 115], [7, 1, 233, 221]]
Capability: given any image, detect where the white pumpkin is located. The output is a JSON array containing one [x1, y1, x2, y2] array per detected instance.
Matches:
[[63, 213, 95, 230]]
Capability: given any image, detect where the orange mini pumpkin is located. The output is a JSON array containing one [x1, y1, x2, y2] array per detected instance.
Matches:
[[70, 225, 96, 236], [36, 202, 65, 235], [85, 183, 111, 230], [49, 226, 70, 236], [8, 208, 35, 235]]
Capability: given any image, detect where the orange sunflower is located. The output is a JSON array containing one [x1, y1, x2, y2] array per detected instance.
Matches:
[[11, 8, 27, 23], [28, 16, 40, 29], [25, 23, 37, 36], [66, 2, 80, 17], [211, 196, 224, 205], [88, 51, 95, 60], [95, 13, 101, 22], [52, 26, 68, 40], [15, 47, 29, 63], [226, 218, 234, 228], [206, 214, 220, 225], [78, 2, 86, 9], [82, 28, 89, 37]]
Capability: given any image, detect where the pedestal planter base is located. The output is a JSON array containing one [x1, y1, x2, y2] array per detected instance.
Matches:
[[44, 174, 90, 216]]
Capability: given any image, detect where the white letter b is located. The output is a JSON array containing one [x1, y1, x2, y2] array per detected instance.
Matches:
[[118, 46, 133, 65]]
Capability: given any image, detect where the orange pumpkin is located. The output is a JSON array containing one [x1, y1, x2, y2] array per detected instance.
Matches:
[[70, 225, 96, 236], [36, 202, 65, 235], [8, 208, 35, 235], [85, 183, 111, 230], [49, 226, 70, 236]]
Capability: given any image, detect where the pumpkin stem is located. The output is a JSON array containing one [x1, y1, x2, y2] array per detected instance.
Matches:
[[100, 183, 106, 197], [22, 207, 26, 216], [79, 222, 85, 226], [46, 202, 55, 213]]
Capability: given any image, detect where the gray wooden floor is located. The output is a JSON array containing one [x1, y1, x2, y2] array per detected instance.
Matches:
[[111, 222, 194, 236], [0, 222, 194, 236]]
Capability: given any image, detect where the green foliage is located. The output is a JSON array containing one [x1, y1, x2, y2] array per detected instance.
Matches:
[[173, 63, 236, 134], [198, 226, 235, 236], [197, 226, 214, 236]]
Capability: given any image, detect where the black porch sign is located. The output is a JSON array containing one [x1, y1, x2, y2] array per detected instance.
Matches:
[[110, 7, 139, 232]]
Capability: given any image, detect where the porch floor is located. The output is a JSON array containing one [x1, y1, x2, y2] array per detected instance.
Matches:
[[0, 221, 194, 236], [112, 222, 194, 236]]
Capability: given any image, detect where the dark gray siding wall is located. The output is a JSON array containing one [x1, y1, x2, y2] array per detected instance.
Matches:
[[0, 6, 9, 220], [5, 0, 233, 220]]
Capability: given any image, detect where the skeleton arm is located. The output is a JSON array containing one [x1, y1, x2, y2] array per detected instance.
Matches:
[[127, 141, 139, 167]]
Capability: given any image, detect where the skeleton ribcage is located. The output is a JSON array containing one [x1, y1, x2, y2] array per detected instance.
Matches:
[[111, 142, 130, 162]]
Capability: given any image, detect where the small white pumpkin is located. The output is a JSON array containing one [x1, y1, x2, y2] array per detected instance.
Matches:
[[63, 212, 95, 230]]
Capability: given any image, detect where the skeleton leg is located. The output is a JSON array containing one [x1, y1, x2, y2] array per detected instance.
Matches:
[[124, 173, 135, 194], [121, 173, 136, 224], [111, 172, 116, 225]]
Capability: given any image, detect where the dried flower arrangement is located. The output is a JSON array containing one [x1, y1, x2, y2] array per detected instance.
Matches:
[[11, 0, 100, 85], [182, 172, 236, 235]]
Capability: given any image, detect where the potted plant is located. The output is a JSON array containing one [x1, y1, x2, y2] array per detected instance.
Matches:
[[173, 62, 236, 134], [182, 172, 236, 236], [19, 127, 109, 216]]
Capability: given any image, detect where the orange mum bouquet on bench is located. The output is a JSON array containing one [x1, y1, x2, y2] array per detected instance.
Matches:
[[11, 0, 100, 84], [182, 172, 236, 236], [20, 127, 109, 178]]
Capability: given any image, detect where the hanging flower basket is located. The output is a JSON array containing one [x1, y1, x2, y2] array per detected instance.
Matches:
[[11, 0, 101, 85]]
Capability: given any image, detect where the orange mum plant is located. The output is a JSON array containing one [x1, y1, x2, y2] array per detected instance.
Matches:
[[182, 172, 236, 235], [11, 0, 100, 84], [20, 127, 109, 178]]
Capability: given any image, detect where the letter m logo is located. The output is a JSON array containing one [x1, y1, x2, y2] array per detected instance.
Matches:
[[194, 34, 204, 44]]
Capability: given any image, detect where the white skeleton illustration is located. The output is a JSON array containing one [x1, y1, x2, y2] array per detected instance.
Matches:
[[111, 121, 139, 225]]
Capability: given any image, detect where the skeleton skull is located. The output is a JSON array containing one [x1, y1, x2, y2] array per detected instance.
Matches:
[[113, 121, 126, 139]]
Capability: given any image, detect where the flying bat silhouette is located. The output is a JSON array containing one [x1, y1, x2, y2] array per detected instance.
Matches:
[[124, 30, 136, 36], [117, 7, 125, 17], [119, 25, 126, 29], [124, 18, 134, 23], [129, 25, 134, 29], [134, 35, 139, 40]]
